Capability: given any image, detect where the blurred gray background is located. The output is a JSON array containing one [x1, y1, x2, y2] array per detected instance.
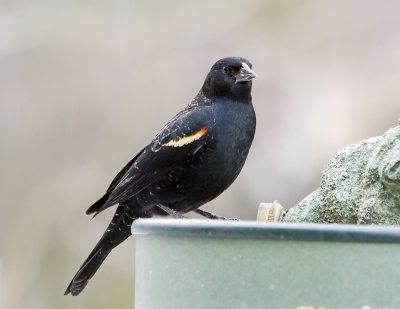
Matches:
[[1, 0, 399, 308]]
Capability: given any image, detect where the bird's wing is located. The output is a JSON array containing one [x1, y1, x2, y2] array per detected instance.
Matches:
[[87, 106, 213, 215], [85, 147, 146, 215]]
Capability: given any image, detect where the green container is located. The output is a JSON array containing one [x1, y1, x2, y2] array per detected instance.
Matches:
[[132, 219, 400, 309]]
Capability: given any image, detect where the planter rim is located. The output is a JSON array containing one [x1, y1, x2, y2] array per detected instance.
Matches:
[[132, 219, 400, 243]]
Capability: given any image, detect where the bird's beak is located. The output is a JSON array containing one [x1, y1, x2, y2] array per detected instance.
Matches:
[[235, 62, 258, 83]]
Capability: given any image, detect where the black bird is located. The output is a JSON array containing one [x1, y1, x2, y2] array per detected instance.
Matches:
[[65, 57, 257, 296]]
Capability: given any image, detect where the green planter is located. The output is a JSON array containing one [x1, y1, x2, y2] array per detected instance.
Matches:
[[132, 219, 400, 309]]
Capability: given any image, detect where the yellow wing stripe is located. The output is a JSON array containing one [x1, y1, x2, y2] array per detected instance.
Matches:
[[164, 127, 208, 147]]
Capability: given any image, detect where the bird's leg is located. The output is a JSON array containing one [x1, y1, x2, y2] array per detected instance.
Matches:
[[194, 208, 239, 221], [157, 205, 186, 219]]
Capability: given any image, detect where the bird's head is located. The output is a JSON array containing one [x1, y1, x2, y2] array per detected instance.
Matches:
[[201, 57, 257, 103]]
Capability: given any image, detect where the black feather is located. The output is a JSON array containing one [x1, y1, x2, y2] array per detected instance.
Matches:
[[65, 57, 257, 296], [66, 204, 138, 295]]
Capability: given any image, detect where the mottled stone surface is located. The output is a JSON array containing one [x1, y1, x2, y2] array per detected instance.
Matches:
[[284, 124, 400, 224]]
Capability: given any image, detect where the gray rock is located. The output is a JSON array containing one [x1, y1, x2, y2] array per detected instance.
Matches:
[[284, 123, 400, 224]]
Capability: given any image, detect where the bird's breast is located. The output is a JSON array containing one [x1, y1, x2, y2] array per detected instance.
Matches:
[[144, 101, 256, 211], [202, 101, 256, 186], [212, 101, 256, 153]]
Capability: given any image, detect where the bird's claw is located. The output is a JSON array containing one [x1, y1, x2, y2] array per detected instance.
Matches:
[[157, 204, 186, 219], [194, 208, 239, 221]]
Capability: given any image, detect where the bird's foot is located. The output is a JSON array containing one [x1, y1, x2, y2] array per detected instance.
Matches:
[[194, 208, 239, 221], [157, 205, 187, 219]]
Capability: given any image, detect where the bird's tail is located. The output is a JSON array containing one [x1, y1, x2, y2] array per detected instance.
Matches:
[[65, 203, 138, 296]]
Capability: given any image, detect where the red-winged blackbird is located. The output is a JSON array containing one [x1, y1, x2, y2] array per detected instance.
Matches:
[[65, 57, 257, 296]]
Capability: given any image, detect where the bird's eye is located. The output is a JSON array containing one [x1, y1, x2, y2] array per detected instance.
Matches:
[[223, 66, 231, 75], [223, 66, 239, 75]]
